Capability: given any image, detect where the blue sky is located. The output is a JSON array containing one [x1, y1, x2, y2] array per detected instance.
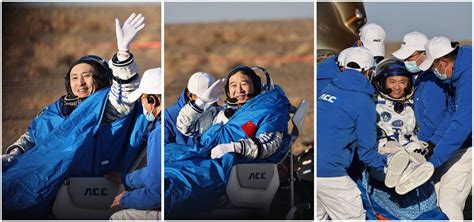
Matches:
[[365, 2, 472, 41], [16, 1, 471, 41], [165, 2, 314, 24], [165, 2, 471, 41]]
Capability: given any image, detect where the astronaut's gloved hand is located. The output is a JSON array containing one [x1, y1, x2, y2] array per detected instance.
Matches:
[[2, 148, 22, 170], [115, 13, 145, 52], [210, 142, 242, 159], [195, 78, 226, 109]]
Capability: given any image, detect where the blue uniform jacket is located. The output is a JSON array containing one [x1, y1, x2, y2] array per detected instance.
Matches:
[[317, 55, 341, 97], [164, 90, 196, 146], [121, 119, 161, 210], [317, 69, 387, 177], [428, 46, 472, 168], [413, 70, 448, 142]]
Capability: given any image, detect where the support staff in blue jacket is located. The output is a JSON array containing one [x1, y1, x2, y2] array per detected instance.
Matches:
[[418, 37, 472, 220], [317, 23, 386, 97], [108, 68, 163, 220], [316, 48, 350, 97], [392, 31, 448, 143], [164, 72, 216, 146], [317, 47, 387, 220]]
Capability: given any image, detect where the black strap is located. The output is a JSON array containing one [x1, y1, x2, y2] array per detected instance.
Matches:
[[112, 73, 139, 84]]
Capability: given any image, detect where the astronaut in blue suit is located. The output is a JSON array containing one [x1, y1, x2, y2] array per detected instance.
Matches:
[[2, 13, 146, 173], [2, 13, 149, 219]]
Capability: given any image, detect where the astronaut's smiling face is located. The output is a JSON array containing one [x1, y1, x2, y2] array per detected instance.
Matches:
[[70, 63, 98, 99], [385, 75, 409, 99], [228, 72, 255, 104]]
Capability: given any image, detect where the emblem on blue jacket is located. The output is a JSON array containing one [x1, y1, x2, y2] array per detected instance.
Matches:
[[319, 93, 337, 103], [380, 111, 391, 122]]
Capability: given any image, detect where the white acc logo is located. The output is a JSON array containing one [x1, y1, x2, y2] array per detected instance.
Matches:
[[319, 93, 337, 103]]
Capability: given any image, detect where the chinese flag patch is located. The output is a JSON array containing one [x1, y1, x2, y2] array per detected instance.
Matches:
[[241, 120, 257, 138]]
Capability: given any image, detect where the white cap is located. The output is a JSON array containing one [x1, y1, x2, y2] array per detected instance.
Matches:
[[419, 36, 456, 71], [359, 23, 386, 57], [392, 31, 429, 59], [344, 47, 375, 71], [128, 68, 163, 102], [187, 72, 216, 97], [337, 47, 351, 67]]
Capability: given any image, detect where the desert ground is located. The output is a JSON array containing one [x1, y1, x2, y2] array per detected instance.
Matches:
[[165, 19, 315, 153], [2, 4, 161, 151]]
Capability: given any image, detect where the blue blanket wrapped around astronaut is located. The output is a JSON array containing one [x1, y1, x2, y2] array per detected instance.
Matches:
[[359, 171, 448, 220], [164, 86, 291, 218], [2, 88, 148, 218]]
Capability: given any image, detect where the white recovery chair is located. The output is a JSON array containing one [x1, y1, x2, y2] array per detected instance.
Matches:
[[52, 177, 124, 219], [52, 147, 147, 219]]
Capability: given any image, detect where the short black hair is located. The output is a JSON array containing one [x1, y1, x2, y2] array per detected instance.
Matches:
[[224, 65, 262, 100], [346, 62, 361, 70], [440, 42, 460, 62], [64, 55, 112, 100]]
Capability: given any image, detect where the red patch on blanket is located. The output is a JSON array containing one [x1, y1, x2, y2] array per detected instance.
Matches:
[[241, 120, 257, 138]]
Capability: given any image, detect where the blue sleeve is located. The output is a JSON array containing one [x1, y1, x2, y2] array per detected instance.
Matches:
[[317, 56, 339, 97], [417, 80, 448, 142], [429, 112, 452, 144], [355, 97, 387, 169], [124, 167, 146, 190], [121, 124, 161, 210], [164, 109, 176, 144], [429, 75, 472, 168]]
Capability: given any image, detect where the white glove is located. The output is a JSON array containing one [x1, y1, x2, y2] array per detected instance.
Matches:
[[115, 13, 145, 52], [195, 78, 226, 109], [2, 148, 22, 169], [211, 142, 242, 159]]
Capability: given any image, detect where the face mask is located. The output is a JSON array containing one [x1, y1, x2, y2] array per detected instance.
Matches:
[[433, 67, 448, 80], [432, 61, 449, 80], [142, 103, 156, 122], [404, 60, 421, 73]]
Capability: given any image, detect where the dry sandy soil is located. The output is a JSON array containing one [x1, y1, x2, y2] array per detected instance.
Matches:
[[165, 19, 315, 153], [2, 4, 161, 151]]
